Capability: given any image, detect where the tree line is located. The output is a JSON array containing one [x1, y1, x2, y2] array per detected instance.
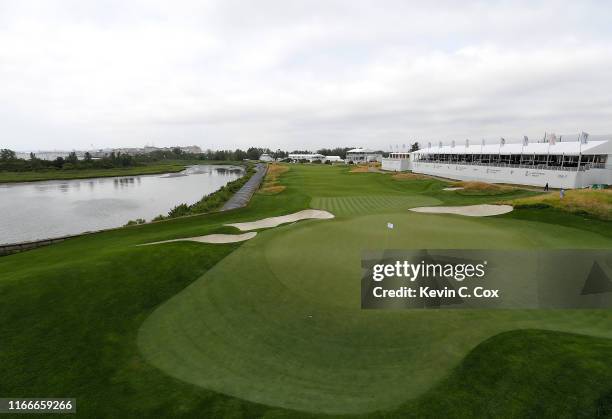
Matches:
[[0, 149, 141, 172], [0, 142, 421, 172], [0, 146, 275, 172]]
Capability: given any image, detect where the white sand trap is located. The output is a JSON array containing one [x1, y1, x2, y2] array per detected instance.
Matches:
[[409, 204, 513, 217], [141, 232, 256, 245], [226, 209, 334, 231], [442, 187, 464, 191]]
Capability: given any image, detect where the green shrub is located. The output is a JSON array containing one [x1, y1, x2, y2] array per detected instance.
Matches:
[[167, 203, 191, 218], [124, 218, 146, 226]]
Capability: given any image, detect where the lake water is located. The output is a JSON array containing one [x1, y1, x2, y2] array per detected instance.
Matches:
[[0, 165, 244, 245]]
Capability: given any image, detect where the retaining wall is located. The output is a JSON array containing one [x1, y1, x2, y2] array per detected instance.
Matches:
[[0, 234, 81, 256]]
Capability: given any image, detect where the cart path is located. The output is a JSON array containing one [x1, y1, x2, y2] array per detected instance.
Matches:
[[221, 163, 268, 211]]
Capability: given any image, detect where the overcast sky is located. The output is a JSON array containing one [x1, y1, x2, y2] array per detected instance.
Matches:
[[1, 0, 611, 152]]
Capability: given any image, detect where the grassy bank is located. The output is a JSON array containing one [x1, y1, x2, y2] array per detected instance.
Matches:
[[0, 160, 244, 183], [1, 164, 611, 417], [0, 163, 186, 183]]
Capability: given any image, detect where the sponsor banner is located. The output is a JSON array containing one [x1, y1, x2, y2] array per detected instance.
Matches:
[[361, 250, 612, 309]]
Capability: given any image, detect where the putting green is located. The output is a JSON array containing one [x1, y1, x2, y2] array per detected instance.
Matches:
[[138, 210, 612, 414]]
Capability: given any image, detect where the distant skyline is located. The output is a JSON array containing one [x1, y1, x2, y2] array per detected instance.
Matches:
[[1, 0, 612, 151]]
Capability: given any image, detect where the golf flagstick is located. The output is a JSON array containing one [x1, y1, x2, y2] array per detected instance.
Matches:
[[385, 222, 394, 251]]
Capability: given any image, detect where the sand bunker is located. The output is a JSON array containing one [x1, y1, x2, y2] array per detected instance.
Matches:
[[442, 187, 464, 191], [141, 232, 257, 245], [226, 209, 334, 231], [409, 204, 513, 217]]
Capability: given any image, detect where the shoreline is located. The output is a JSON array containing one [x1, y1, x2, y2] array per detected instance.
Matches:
[[0, 160, 246, 184], [0, 163, 256, 254]]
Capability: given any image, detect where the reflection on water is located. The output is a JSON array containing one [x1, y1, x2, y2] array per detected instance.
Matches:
[[0, 165, 244, 244]]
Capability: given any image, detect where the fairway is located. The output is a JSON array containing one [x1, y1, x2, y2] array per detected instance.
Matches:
[[311, 195, 440, 216], [138, 165, 612, 414]]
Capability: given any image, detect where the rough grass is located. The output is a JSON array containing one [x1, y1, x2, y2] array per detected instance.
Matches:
[[349, 164, 370, 173], [446, 181, 520, 197], [259, 163, 289, 194], [452, 180, 515, 191], [507, 188, 612, 220], [397, 329, 612, 418]]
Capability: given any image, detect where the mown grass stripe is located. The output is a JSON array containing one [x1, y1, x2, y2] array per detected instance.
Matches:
[[328, 197, 342, 215], [348, 197, 364, 214], [356, 197, 373, 214], [312, 195, 426, 216]]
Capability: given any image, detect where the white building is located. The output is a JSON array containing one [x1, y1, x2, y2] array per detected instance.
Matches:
[[288, 153, 326, 162], [324, 155, 344, 163], [179, 145, 203, 154], [346, 148, 383, 163], [406, 137, 611, 189], [259, 153, 275, 162]]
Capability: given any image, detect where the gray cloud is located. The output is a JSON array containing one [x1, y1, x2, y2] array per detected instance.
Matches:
[[0, 0, 611, 151]]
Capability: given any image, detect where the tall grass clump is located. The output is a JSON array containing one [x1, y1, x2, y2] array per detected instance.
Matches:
[[452, 181, 518, 196], [507, 188, 611, 220], [259, 163, 288, 194]]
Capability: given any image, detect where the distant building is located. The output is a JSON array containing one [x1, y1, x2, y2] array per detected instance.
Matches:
[[323, 155, 344, 163], [114, 147, 142, 155], [98, 145, 203, 157], [289, 153, 326, 162], [16, 144, 201, 160], [179, 145, 202, 154], [346, 148, 383, 163], [259, 153, 275, 162], [140, 145, 202, 154], [143, 146, 159, 154], [16, 151, 83, 161]]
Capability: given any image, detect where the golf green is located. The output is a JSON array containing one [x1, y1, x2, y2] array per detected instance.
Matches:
[[138, 204, 612, 414]]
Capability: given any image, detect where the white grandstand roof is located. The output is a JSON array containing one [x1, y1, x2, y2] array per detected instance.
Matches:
[[288, 153, 325, 158], [415, 139, 611, 156], [347, 148, 379, 153]]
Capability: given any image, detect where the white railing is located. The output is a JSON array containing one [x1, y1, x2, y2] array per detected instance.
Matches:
[[414, 160, 604, 172]]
